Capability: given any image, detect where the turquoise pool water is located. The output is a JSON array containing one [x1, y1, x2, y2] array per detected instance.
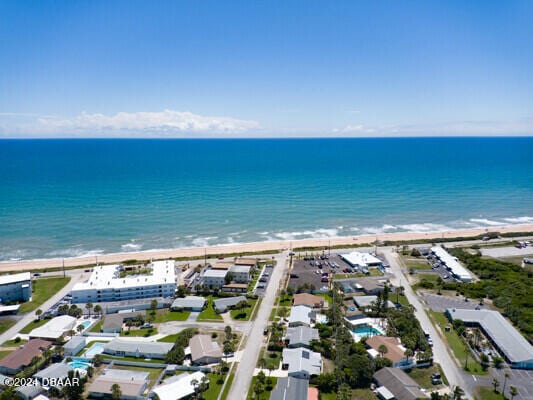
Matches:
[[79, 321, 91, 329], [83, 342, 104, 358], [68, 358, 91, 370], [353, 326, 382, 337]]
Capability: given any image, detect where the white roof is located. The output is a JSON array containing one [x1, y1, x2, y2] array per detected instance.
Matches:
[[340, 252, 381, 267], [203, 269, 228, 278], [288, 305, 312, 325], [431, 246, 472, 281], [282, 348, 322, 376], [71, 260, 176, 291], [151, 371, 206, 400], [229, 265, 251, 274], [30, 315, 77, 339], [447, 308, 533, 364], [171, 296, 206, 309], [0, 272, 31, 285], [376, 386, 395, 400]]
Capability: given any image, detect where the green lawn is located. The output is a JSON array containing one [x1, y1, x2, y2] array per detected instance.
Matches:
[[429, 311, 487, 375], [89, 320, 103, 333], [219, 372, 235, 400], [474, 387, 505, 400], [120, 327, 158, 337], [316, 292, 333, 307], [152, 309, 190, 322], [1, 338, 27, 347], [262, 351, 281, 370], [157, 334, 180, 343], [407, 364, 447, 389], [20, 318, 48, 334], [246, 376, 278, 400], [230, 298, 258, 321], [201, 373, 226, 400], [19, 277, 71, 313], [0, 350, 13, 359], [278, 294, 293, 306], [197, 297, 223, 321], [269, 308, 278, 322], [401, 255, 431, 271], [0, 319, 16, 335]]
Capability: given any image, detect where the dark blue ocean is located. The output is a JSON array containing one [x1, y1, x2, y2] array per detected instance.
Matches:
[[0, 137, 532, 261]]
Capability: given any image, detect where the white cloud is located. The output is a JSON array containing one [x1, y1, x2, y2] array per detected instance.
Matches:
[[0, 109, 260, 137], [332, 118, 533, 137]]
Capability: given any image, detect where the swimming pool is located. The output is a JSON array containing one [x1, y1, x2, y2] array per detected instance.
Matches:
[[79, 321, 92, 330], [83, 342, 105, 358], [352, 326, 382, 337], [68, 358, 91, 370]]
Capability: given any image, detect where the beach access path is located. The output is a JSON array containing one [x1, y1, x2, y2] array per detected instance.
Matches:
[[1, 224, 532, 272], [224, 251, 289, 400], [383, 248, 475, 399]]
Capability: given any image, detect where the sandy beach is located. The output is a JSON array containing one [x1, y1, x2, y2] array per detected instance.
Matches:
[[1, 224, 532, 272]]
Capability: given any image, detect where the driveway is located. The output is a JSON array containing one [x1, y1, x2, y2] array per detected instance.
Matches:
[[224, 252, 289, 400]]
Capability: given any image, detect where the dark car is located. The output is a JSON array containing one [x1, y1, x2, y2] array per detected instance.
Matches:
[[290, 274, 299, 278]]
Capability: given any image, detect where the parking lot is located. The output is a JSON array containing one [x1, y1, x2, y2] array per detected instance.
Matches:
[[254, 264, 274, 296], [493, 368, 533, 400], [481, 245, 533, 259], [421, 293, 485, 312], [424, 255, 458, 283], [288, 254, 349, 291]]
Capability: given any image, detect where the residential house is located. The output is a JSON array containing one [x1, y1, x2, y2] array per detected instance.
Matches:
[[270, 377, 309, 400], [171, 296, 206, 311], [63, 336, 86, 356], [0, 339, 52, 375], [285, 326, 319, 349], [151, 371, 207, 400], [213, 296, 247, 313], [103, 339, 173, 359], [281, 348, 322, 380], [288, 305, 313, 327], [292, 293, 324, 309], [88, 369, 149, 400], [365, 336, 414, 369], [189, 335, 223, 365], [373, 367, 428, 400]]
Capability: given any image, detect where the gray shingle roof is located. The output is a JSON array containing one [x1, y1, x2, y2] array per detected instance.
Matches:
[[446, 308, 533, 364], [64, 335, 86, 350], [34, 363, 73, 381], [373, 367, 428, 400], [282, 348, 322, 376], [104, 339, 173, 356], [270, 377, 308, 400], [213, 296, 247, 312], [285, 326, 319, 347]]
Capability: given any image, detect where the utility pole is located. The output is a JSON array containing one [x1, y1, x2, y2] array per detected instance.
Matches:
[[62, 258, 66, 278], [204, 248, 207, 266]]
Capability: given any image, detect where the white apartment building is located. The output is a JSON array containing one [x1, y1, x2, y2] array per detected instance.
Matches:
[[0, 272, 32, 302], [229, 265, 251, 283], [202, 269, 227, 289], [70, 260, 177, 303]]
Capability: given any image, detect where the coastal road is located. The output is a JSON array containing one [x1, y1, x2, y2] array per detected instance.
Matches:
[[225, 252, 289, 400], [382, 249, 474, 399], [0, 272, 83, 344]]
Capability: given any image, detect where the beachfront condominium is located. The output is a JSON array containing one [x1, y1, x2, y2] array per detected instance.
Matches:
[[0, 272, 32, 303], [70, 260, 177, 303]]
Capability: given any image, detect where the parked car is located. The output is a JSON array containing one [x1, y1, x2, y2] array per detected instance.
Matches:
[[290, 274, 299, 278]]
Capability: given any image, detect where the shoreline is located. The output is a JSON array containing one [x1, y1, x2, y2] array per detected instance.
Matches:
[[1, 223, 532, 272]]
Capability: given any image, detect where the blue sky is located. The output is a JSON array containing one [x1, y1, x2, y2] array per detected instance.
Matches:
[[1, 0, 532, 137]]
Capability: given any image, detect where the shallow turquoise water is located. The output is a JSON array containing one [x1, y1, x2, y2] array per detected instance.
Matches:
[[0, 137, 531, 260]]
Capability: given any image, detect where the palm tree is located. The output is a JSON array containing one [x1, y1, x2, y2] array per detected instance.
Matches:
[[76, 324, 84, 334], [378, 344, 388, 358], [452, 386, 464, 400], [404, 348, 414, 363], [35, 309, 43, 319], [502, 371, 510, 395], [258, 358, 266, 371], [85, 302, 93, 317], [492, 378, 500, 393], [509, 386, 518, 400], [111, 383, 122, 400], [93, 305, 102, 318]]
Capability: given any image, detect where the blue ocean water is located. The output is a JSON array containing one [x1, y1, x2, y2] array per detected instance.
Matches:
[[0, 137, 532, 261]]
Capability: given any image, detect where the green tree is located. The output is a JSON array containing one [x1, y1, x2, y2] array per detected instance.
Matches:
[[492, 378, 500, 393], [85, 302, 93, 317], [62, 370, 85, 400], [111, 384, 122, 400], [36, 309, 43, 318], [509, 386, 518, 400], [225, 273, 234, 285], [378, 344, 388, 358], [93, 304, 102, 317], [336, 383, 351, 400]]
